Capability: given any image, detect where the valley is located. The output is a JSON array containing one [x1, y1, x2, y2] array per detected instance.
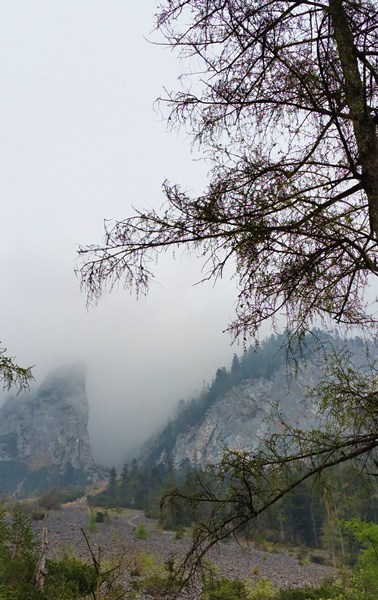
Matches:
[[0, 332, 376, 598], [33, 495, 335, 598]]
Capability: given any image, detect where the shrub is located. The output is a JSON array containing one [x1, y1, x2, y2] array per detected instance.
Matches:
[[297, 545, 309, 564], [310, 553, 326, 565], [135, 522, 148, 540], [0, 512, 40, 595], [247, 577, 276, 600], [30, 505, 46, 521], [137, 553, 182, 597], [343, 518, 378, 599], [38, 489, 62, 511], [203, 575, 249, 600], [95, 510, 108, 523], [275, 572, 364, 600], [46, 555, 97, 598], [87, 511, 97, 533]]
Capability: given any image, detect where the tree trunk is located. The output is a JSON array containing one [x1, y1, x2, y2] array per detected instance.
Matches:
[[329, 0, 378, 239], [33, 527, 48, 589]]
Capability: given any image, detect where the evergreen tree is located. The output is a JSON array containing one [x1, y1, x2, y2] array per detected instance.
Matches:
[[230, 354, 241, 384], [120, 462, 129, 489], [107, 466, 117, 499]]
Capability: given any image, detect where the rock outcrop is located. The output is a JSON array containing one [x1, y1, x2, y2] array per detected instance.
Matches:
[[139, 333, 374, 471], [171, 365, 318, 468], [0, 364, 97, 496]]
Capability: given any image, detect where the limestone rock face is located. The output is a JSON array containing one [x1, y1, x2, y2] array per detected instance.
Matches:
[[0, 364, 97, 495], [138, 363, 322, 473], [171, 365, 318, 469]]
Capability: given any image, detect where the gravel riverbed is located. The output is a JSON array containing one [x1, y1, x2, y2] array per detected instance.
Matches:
[[34, 500, 335, 599]]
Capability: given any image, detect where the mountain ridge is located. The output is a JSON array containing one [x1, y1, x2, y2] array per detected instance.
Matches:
[[136, 331, 373, 471]]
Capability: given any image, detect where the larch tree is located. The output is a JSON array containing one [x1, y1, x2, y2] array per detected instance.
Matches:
[[79, 0, 378, 341], [0, 345, 33, 394], [78, 0, 378, 578]]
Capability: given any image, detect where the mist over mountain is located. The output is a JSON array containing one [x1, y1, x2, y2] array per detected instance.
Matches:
[[0, 330, 373, 501], [0, 364, 98, 497], [136, 331, 374, 471]]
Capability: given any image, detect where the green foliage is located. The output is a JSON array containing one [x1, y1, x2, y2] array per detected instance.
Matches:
[[203, 575, 250, 600], [8, 511, 38, 556], [87, 511, 97, 533], [46, 555, 97, 598], [0, 510, 39, 596], [275, 569, 375, 600], [129, 551, 182, 597], [38, 489, 62, 511], [141, 567, 182, 596], [132, 551, 158, 577], [247, 578, 276, 600], [135, 522, 147, 540], [160, 341, 378, 574], [0, 505, 375, 600], [0, 344, 33, 394], [2, 499, 46, 522], [343, 519, 378, 598], [94, 510, 108, 523]]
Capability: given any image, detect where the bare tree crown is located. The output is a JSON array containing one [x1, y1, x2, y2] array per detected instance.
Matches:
[[77, 3, 378, 575], [78, 0, 378, 340]]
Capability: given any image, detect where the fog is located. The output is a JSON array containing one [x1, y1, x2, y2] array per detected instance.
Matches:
[[0, 1, 268, 465]]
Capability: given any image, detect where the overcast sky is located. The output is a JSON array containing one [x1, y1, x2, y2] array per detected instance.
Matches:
[[0, 1, 272, 465]]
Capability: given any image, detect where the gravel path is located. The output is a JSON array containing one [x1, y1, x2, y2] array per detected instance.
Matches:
[[33, 500, 335, 599]]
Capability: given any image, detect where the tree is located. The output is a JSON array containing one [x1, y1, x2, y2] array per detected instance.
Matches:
[[107, 466, 117, 499], [119, 462, 129, 492], [77, 0, 378, 580], [0, 345, 33, 394], [79, 0, 378, 341], [162, 346, 378, 579]]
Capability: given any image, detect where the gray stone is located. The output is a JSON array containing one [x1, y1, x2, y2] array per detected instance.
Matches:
[[0, 364, 97, 495]]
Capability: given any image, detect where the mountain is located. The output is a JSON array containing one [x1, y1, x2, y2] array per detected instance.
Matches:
[[169, 367, 317, 468], [0, 364, 98, 497], [138, 331, 372, 471]]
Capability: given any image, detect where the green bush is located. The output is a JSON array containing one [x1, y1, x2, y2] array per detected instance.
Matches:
[[248, 577, 276, 600], [38, 489, 62, 511], [32, 510, 47, 521], [95, 510, 109, 523], [309, 553, 326, 565], [46, 555, 97, 597], [135, 553, 182, 597], [275, 572, 366, 600], [343, 519, 378, 599], [203, 576, 249, 600], [135, 522, 148, 540], [0, 511, 40, 598], [87, 511, 97, 533]]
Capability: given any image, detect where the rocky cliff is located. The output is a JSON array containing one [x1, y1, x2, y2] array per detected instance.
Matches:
[[143, 363, 319, 470], [0, 364, 97, 496], [139, 333, 373, 471], [170, 366, 318, 468]]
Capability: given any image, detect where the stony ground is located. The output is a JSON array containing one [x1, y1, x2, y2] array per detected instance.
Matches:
[[33, 498, 335, 599]]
